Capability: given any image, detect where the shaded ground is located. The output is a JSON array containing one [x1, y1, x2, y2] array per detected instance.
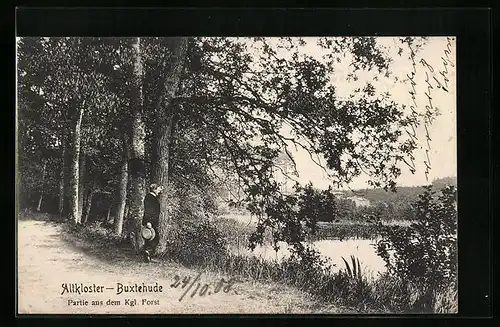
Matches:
[[17, 218, 351, 315]]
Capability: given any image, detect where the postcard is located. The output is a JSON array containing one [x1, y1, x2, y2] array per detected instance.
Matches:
[[16, 35, 457, 314]]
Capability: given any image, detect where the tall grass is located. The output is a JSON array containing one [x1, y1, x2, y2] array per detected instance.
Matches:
[[214, 216, 275, 246], [60, 213, 456, 314], [160, 219, 455, 314], [308, 221, 411, 241], [198, 249, 455, 313], [341, 255, 363, 281], [219, 212, 411, 243]]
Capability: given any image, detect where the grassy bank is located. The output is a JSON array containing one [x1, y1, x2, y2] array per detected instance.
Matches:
[[217, 212, 411, 244], [309, 220, 411, 242], [55, 214, 455, 314]]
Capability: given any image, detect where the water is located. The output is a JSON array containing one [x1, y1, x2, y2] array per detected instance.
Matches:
[[233, 238, 387, 278]]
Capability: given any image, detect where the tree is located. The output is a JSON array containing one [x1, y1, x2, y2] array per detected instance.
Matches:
[[274, 149, 297, 194], [156, 36, 430, 253], [147, 37, 189, 253], [57, 129, 67, 215], [113, 134, 128, 235], [17, 37, 123, 223], [35, 159, 47, 211], [17, 38, 65, 212], [130, 36, 436, 255], [17, 36, 445, 259]]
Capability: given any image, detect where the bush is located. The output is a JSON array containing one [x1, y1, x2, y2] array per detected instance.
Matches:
[[158, 180, 229, 266], [374, 185, 458, 304], [370, 273, 411, 312], [167, 181, 222, 221], [162, 218, 229, 266], [69, 220, 125, 245]]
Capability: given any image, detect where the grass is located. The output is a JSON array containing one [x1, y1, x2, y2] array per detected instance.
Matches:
[[198, 250, 456, 313], [32, 208, 454, 314], [21, 217, 346, 314], [310, 220, 412, 241], [218, 211, 411, 244], [214, 215, 276, 248], [62, 219, 454, 313], [207, 213, 458, 313], [17, 210, 65, 222], [341, 255, 363, 281]]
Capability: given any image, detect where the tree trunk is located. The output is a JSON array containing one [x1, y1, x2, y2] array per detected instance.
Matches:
[[128, 112, 146, 251], [153, 115, 175, 253], [36, 159, 47, 212], [114, 134, 128, 236], [69, 103, 85, 224], [82, 187, 95, 224], [126, 37, 147, 252], [106, 207, 112, 224], [78, 153, 86, 221], [36, 194, 44, 212], [58, 130, 66, 215], [152, 37, 189, 255]]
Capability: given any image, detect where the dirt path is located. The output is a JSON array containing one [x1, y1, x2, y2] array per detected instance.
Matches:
[[17, 219, 343, 315]]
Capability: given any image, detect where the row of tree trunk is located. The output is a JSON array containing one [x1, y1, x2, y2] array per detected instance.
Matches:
[[52, 37, 188, 255], [55, 117, 129, 230]]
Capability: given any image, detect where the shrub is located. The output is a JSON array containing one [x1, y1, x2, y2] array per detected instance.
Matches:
[[162, 218, 229, 266], [370, 273, 411, 312], [374, 185, 458, 306], [167, 181, 222, 221], [73, 220, 125, 245]]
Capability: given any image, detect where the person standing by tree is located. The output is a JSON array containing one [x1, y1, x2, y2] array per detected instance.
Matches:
[[142, 183, 164, 263]]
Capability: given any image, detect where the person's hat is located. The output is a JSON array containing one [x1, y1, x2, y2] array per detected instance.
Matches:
[[141, 225, 156, 240]]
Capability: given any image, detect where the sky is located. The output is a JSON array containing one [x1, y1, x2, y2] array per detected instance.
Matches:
[[252, 37, 457, 190]]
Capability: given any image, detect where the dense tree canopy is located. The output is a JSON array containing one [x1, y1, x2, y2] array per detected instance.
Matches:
[[17, 36, 447, 254]]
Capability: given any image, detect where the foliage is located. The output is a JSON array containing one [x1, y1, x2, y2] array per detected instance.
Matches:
[[340, 177, 456, 221], [17, 37, 449, 287], [167, 37, 434, 254], [374, 185, 458, 293], [17, 37, 127, 214], [282, 177, 456, 225], [18, 155, 60, 209], [17, 36, 456, 313], [296, 183, 338, 224], [66, 220, 125, 246], [167, 183, 221, 221], [247, 183, 342, 256], [57, 206, 456, 313], [161, 218, 228, 266]]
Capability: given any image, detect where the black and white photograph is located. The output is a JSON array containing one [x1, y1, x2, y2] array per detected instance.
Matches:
[[16, 35, 458, 314]]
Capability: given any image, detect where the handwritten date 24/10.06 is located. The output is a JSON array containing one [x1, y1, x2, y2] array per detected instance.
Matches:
[[170, 272, 236, 302]]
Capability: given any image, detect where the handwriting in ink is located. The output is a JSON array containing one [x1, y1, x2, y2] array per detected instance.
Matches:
[[438, 37, 455, 91], [170, 272, 236, 302], [439, 57, 451, 91], [419, 56, 441, 181], [443, 37, 455, 67], [425, 148, 432, 169], [402, 40, 420, 172], [424, 71, 434, 107], [419, 59, 435, 73], [432, 75, 445, 90], [400, 38, 455, 181]]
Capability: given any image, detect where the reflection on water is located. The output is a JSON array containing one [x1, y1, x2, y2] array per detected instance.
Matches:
[[233, 238, 387, 278]]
